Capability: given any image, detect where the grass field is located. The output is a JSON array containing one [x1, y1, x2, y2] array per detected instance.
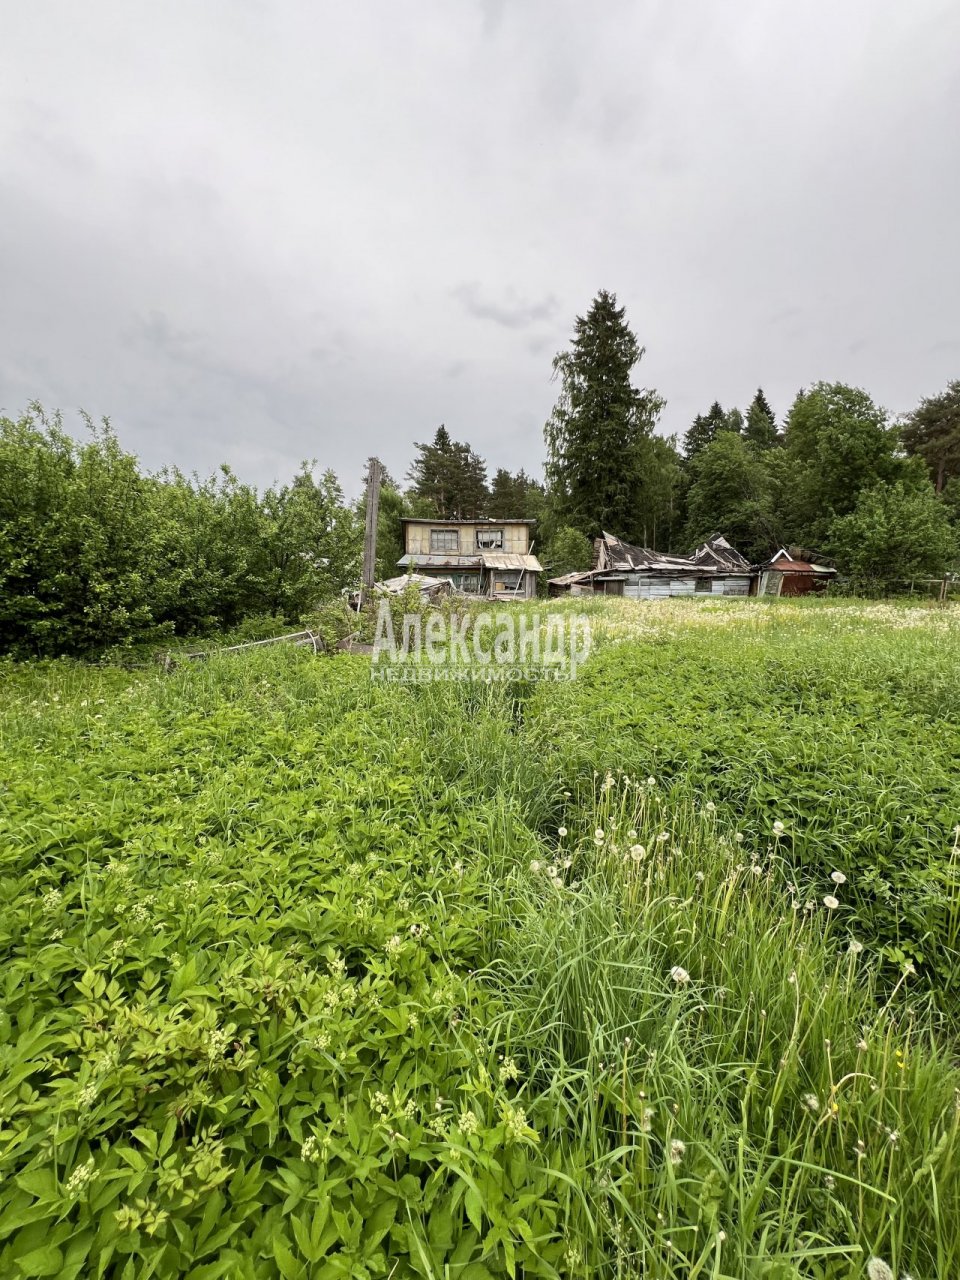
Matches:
[[1, 598, 958, 1279]]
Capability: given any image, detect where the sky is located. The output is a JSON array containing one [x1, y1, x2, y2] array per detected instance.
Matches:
[[2, 0, 959, 497]]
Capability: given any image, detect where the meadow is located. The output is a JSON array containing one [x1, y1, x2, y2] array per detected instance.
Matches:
[[0, 598, 958, 1279]]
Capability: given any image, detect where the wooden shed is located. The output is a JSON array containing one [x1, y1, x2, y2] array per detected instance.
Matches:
[[758, 549, 837, 597]]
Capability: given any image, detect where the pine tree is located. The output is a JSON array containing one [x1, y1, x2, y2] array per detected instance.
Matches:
[[544, 290, 664, 541], [406, 426, 488, 518], [743, 388, 779, 450]]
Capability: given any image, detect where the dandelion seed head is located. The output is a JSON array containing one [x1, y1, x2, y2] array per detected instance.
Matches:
[[668, 1138, 685, 1166], [823, 895, 839, 910], [669, 966, 690, 986], [772, 820, 785, 835], [831, 870, 847, 884]]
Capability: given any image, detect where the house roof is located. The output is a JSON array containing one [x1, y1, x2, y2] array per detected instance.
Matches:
[[399, 516, 536, 525], [482, 553, 543, 572], [764, 549, 837, 574], [397, 553, 484, 570], [595, 531, 752, 575], [548, 570, 597, 586], [690, 533, 753, 573], [396, 552, 542, 572], [595, 533, 695, 573]]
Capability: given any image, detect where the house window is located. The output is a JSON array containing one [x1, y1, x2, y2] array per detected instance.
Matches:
[[450, 572, 481, 593], [430, 528, 459, 552], [476, 527, 503, 549], [493, 570, 523, 593], [695, 577, 713, 593]]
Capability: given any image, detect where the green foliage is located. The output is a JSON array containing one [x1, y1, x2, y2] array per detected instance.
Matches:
[[901, 378, 960, 493], [3, 599, 960, 1276], [782, 384, 904, 542], [826, 479, 957, 587], [406, 425, 489, 518], [0, 407, 360, 657], [488, 468, 545, 523], [0, 407, 161, 657], [544, 290, 665, 544], [683, 431, 780, 560], [744, 387, 780, 451], [542, 526, 594, 578], [682, 401, 739, 460]]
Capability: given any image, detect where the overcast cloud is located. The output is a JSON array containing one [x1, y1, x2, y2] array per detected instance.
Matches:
[[2, 0, 959, 495]]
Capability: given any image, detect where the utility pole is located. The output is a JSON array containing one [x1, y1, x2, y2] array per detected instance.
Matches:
[[360, 457, 382, 607]]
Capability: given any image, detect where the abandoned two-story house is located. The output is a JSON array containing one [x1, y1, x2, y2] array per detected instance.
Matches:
[[397, 518, 543, 600]]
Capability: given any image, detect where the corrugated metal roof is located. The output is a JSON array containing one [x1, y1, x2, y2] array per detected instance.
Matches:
[[596, 530, 754, 575], [398, 517, 536, 525], [396, 553, 484, 569], [769, 559, 835, 574], [481, 552, 543, 572]]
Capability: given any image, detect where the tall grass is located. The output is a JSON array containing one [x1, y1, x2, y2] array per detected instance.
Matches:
[[480, 776, 960, 1278]]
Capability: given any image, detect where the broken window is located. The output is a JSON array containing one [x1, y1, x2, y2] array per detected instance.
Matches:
[[430, 529, 459, 552], [694, 577, 713, 593], [476, 528, 503, 549]]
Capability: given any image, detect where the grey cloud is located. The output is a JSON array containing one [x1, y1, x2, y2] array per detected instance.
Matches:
[[1, 0, 959, 497], [454, 283, 560, 331]]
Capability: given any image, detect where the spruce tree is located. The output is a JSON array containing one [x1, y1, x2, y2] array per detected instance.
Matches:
[[683, 414, 713, 459], [684, 402, 735, 458], [544, 290, 664, 541], [406, 426, 488, 518], [744, 388, 779, 450]]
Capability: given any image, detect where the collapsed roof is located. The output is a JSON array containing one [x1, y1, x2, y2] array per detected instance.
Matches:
[[594, 531, 753, 576]]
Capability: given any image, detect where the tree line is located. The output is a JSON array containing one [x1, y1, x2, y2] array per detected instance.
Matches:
[[2, 292, 958, 655]]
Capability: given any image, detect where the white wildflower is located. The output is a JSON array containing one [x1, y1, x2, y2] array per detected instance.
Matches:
[[503, 1105, 530, 1142], [823, 895, 839, 910], [669, 966, 690, 986], [458, 1110, 479, 1136], [848, 939, 864, 955], [385, 935, 403, 955], [42, 888, 63, 913], [830, 871, 847, 885], [802, 1093, 820, 1113], [668, 1138, 685, 1166], [301, 1134, 321, 1163], [65, 1158, 96, 1197], [772, 821, 785, 836], [557, 827, 567, 838], [499, 1057, 519, 1083], [594, 829, 605, 846], [529, 859, 542, 874]]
